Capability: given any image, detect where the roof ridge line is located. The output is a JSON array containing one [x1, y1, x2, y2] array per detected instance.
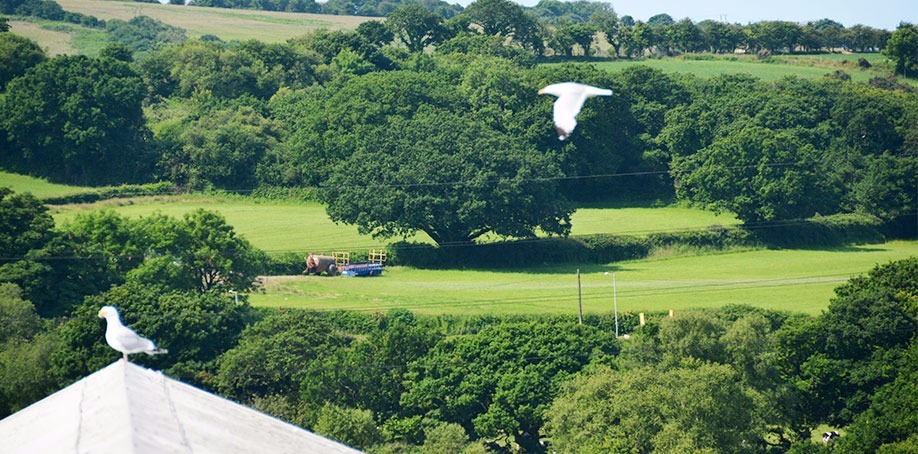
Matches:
[[116, 360, 140, 454]]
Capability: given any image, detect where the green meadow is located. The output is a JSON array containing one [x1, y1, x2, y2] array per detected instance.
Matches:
[[53, 0, 372, 35], [29, 185, 914, 316], [253, 241, 917, 316], [12, 0, 375, 55], [50, 195, 399, 254], [0, 171, 98, 199], [591, 54, 900, 84], [47, 194, 741, 254], [2, 172, 915, 315]]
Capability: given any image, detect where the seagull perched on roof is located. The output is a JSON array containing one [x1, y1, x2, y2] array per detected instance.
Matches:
[[538, 82, 613, 140], [98, 306, 167, 361]]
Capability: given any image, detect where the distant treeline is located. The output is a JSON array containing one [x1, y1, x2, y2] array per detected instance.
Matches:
[[3, 0, 899, 57], [191, 0, 464, 18], [174, 0, 895, 56], [0, 0, 102, 26]]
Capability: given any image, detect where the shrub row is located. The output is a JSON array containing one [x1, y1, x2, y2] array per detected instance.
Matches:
[[386, 214, 886, 269], [745, 213, 886, 248], [385, 228, 749, 269], [261, 251, 309, 276], [254, 213, 888, 274], [41, 182, 176, 204], [248, 186, 319, 202]]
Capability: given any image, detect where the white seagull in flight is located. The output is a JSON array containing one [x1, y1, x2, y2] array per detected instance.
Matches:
[[538, 82, 613, 140], [98, 306, 167, 361]]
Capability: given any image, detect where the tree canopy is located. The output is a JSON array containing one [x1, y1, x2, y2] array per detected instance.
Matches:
[[269, 56, 594, 245], [0, 55, 153, 186], [1, 186, 915, 453], [0, 32, 45, 90], [671, 125, 836, 223], [386, 4, 446, 52], [883, 23, 917, 76]]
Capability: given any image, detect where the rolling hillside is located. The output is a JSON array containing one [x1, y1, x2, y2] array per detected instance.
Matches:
[[10, 0, 375, 54], [8, 0, 905, 88]]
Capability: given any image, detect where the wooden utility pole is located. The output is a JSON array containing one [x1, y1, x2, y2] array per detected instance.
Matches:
[[613, 273, 619, 337], [577, 269, 583, 324]]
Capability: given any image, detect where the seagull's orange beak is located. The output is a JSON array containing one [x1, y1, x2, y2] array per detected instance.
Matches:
[[538, 88, 546, 94], [97, 309, 105, 318]]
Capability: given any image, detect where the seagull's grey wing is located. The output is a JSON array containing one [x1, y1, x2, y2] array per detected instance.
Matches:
[[113, 326, 156, 353]]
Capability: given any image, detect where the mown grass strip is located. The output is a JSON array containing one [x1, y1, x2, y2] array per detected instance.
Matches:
[[250, 241, 917, 316]]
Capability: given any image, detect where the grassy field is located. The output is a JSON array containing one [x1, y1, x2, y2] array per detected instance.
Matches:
[[50, 195, 401, 253], [252, 240, 917, 316], [48, 194, 741, 254], [55, 0, 373, 36], [14, 0, 374, 54], [571, 205, 739, 236], [3, 172, 914, 315], [5, 171, 739, 250], [592, 54, 900, 84], [0, 171, 99, 198], [8, 20, 83, 55]]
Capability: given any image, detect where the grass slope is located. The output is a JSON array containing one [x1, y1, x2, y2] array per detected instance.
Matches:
[[51, 195, 403, 253], [55, 0, 372, 41], [0, 171, 98, 198], [49, 194, 743, 253], [14, 0, 374, 54], [592, 54, 901, 84], [252, 241, 917, 316], [571, 205, 739, 236], [8, 20, 81, 55]]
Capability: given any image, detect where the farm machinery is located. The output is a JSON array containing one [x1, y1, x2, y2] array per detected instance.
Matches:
[[304, 250, 386, 277]]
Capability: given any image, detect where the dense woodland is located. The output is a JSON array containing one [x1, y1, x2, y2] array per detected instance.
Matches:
[[0, 194, 915, 452], [1, 0, 917, 452]]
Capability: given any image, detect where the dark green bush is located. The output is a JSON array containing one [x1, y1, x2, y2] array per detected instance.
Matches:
[[749, 214, 885, 248], [262, 252, 308, 275], [578, 234, 650, 262], [386, 214, 886, 268], [388, 238, 591, 269], [647, 225, 758, 251]]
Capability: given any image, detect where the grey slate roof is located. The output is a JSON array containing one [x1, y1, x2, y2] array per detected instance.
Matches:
[[0, 360, 362, 454]]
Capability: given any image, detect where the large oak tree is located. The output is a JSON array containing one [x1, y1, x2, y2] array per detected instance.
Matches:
[[272, 56, 577, 246]]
